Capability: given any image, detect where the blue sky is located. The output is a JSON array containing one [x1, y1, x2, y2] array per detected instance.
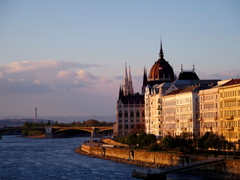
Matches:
[[0, 0, 239, 117]]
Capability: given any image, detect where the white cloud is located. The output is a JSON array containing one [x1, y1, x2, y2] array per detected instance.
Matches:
[[0, 60, 112, 95]]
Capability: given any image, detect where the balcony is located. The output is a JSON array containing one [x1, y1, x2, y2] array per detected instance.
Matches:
[[226, 127, 234, 131], [226, 116, 234, 120]]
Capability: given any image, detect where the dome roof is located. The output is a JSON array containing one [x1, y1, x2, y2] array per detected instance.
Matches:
[[148, 42, 175, 84]]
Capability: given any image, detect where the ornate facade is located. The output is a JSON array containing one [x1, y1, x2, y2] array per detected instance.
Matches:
[[115, 41, 240, 142], [115, 64, 146, 136]]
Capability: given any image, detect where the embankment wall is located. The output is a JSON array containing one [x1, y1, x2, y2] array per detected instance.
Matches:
[[81, 142, 182, 166], [225, 160, 240, 174], [81, 142, 240, 174]]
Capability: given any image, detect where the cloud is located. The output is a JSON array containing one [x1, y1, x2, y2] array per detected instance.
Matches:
[[114, 75, 123, 80], [0, 77, 51, 94], [0, 60, 112, 95], [196, 68, 240, 80], [0, 60, 102, 73]]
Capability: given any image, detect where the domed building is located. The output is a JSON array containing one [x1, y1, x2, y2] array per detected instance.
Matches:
[[115, 40, 220, 138], [148, 42, 175, 86]]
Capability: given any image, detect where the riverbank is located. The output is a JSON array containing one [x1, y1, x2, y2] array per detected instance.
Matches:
[[76, 141, 240, 180], [75, 147, 171, 168]]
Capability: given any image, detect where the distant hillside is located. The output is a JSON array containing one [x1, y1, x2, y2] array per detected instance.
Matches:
[[0, 115, 116, 124], [0, 119, 55, 126]]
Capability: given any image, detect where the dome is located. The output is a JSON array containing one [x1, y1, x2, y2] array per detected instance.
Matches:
[[148, 42, 175, 84]]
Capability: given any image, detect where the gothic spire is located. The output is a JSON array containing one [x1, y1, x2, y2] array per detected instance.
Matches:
[[128, 66, 134, 95], [142, 67, 148, 94], [118, 85, 123, 101], [159, 39, 164, 59], [123, 63, 129, 96]]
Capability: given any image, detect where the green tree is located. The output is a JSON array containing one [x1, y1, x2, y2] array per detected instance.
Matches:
[[127, 133, 137, 145], [160, 135, 176, 150], [149, 142, 162, 151], [198, 132, 211, 149]]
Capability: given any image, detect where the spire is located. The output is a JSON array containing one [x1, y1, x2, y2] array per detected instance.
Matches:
[[123, 63, 129, 96], [128, 66, 134, 95], [118, 85, 123, 101], [181, 64, 183, 73], [159, 38, 164, 58], [192, 64, 195, 72], [142, 67, 148, 94]]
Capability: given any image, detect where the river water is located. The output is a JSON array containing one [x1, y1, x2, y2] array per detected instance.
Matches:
[[0, 136, 216, 180]]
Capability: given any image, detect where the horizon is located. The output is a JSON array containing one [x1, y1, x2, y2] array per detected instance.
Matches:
[[1, 0, 239, 117]]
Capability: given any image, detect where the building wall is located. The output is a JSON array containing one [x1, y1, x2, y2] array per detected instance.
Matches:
[[116, 101, 145, 136], [162, 94, 176, 137], [162, 90, 200, 138], [145, 88, 162, 136], [219, 83, 240, 142], [199, 87, 219, 136]]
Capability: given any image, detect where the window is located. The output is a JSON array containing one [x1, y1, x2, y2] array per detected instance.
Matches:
[[136, 110, 140, 117], [119, 111, 122, 118], [130, 110, 134, 117], [124, 110, 128, 117]]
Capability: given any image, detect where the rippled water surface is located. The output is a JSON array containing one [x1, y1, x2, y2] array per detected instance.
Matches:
[[0, 136, 215, 180]]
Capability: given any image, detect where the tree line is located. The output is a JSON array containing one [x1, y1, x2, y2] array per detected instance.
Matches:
[[115, 131, 235, 154]]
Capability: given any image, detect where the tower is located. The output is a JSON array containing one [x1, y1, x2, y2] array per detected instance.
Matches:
[[128, 66, 134, 95], [122, 63, 134, 96], [122, 63, 129, 96]]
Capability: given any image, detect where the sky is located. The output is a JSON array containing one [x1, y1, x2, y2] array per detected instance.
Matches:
[[0, 0, 239, 118]]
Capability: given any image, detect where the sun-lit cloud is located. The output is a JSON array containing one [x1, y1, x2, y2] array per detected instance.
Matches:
[[0, 60, 112, 95]]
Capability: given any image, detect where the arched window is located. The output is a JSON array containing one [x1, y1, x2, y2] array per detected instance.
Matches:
[[142, 110, 145, 117], [124, 110, 128, 117], [136, 110, 140, 117], [130, 110, 134, 117], [119, 110, 122, 118]]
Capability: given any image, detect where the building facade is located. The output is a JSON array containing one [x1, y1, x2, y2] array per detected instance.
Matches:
[[115, 64, 146, 136], [115, 41, 240, 142], [219, 79, 240, 142]]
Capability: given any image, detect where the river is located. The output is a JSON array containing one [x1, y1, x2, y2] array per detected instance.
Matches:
[[0, 135, 217, 180]]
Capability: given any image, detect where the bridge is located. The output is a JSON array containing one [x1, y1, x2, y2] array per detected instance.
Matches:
[[0, 126, 113, 139], [132, 157, 224, 180]]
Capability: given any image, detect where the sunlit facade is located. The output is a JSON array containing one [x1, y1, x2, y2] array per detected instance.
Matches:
[[219, 79, 240, 142]]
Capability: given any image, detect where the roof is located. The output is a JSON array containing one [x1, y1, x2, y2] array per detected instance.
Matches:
[[147, 42, 175, 83], [118, 94, 144, 104], [178, 71, 200, 80], [221, 79, 240, 87], [164, 84, 212, 96]]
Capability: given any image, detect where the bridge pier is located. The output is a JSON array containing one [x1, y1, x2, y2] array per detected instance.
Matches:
[[91, 127, 99, 140], [45, 126, 53, 138]]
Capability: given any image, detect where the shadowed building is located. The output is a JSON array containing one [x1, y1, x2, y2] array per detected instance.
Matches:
[[115, 64, 146, 136]]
